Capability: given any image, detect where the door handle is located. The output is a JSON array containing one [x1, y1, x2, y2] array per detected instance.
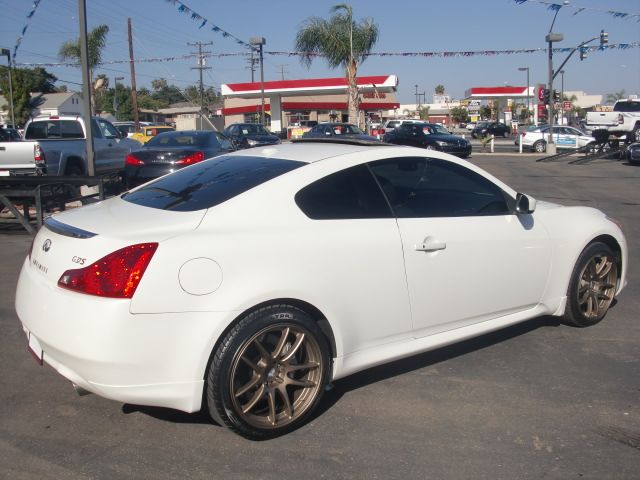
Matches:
[[415, 237, 446, 252]]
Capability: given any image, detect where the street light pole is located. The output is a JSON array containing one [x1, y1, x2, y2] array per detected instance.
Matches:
[[113, 76, 124, 121], [545, 1, 567, 154], [560, 70, 565, 126], [518, 67, 529, 124], [250, 37, 266, 126]]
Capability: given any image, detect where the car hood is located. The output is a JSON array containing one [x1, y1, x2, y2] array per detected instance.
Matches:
[[428, 133, 468, 143]]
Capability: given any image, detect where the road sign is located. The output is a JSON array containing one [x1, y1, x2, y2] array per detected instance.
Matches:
[[563, 101, 572, 111]]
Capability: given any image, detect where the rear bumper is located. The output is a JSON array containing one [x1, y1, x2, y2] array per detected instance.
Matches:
[[16, 257, 234, 413]]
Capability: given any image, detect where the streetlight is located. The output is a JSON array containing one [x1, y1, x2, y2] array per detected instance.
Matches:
[[250, 37, 266, 126], [113, 76, 124, 121], [518, 67, 530, 124], [1, 48, 15, 128], [559, 70, 565, 126]]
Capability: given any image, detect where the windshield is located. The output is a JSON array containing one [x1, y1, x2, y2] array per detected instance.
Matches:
[[122, 155, 304, 211], [239, 124, 271, 136], [430, 125, 450, 134]]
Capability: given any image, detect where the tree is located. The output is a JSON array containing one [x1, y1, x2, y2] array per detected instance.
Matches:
[[295, 4, 378, 126], [449, 106, 469, 124], [58, 24, 109, 114], [479, 105, 492, 120], [418, 105, 430, 121], [0, 66, 57, 125], [605, 90, 626, 105], [435, 84, 445, 95]]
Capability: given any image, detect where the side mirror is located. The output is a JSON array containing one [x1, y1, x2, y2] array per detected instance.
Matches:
[[515, 193, 537, 214]]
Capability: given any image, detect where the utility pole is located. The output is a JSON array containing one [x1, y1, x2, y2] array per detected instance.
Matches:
[[0, 49, 15, 127], [77, 0, 95, 176], [128, 18, 140, 132], [188, 41, 213, 130], [246, 50, 258, 82], [278, 64, 289, 81]]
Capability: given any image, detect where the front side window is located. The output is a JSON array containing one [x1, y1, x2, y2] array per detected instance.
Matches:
[[295, 164, 392, 220], [123, 155, 304, 211], [369, 157, 511, 218]]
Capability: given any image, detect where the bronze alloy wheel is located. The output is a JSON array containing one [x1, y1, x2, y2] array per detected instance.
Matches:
[[576, 252, 618, 320], [229, 324, 324, 430]]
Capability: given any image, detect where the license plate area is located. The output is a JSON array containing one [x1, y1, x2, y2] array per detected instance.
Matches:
[[28, 332, 44, 365]]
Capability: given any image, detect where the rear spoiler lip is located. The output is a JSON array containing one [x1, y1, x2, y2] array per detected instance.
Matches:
[[44, 217, 97, 239]]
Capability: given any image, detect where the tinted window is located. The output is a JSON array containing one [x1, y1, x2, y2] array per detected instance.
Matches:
[[147, 131, 220, 148], [369, 157, 510, 218], [123, 155, 304, 212], [614, 101, 640, 113], [295, 164, 392, 220]]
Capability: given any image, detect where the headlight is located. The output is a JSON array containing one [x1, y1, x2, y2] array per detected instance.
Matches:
[[247, 139, 258, 146], [436, 140, 449, 146]]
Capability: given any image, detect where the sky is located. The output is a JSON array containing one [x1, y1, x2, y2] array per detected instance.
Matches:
[[1, 0, 639, 105]]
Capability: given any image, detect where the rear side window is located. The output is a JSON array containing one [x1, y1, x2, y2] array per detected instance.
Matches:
[[25, 120, 84, 139], [295, 164, 392, 220], [122, 155, 304, 211]]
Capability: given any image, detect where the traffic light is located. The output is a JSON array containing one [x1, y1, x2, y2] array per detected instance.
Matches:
[[600, 29, 608, 46], [579, 48, 588, 61], [543, 88, 551, 105], [553, 90, 560, 103]]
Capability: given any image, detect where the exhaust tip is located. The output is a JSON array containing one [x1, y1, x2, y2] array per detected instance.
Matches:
[[72, 383, 92, 396]]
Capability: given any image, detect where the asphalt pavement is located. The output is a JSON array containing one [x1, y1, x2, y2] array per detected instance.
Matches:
[[1, 153, 638, 480]]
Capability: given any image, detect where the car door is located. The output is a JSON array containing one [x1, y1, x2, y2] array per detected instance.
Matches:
[[554, 127, 577, 149], [93, 118, 127, 173], [369, 156, 552, 337], [294, 163, 413, 352]]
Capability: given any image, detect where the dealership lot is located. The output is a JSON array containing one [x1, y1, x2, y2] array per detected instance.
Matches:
[[1, 153, 638, 479]]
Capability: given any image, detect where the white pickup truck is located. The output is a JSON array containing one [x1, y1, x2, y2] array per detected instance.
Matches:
[[584, 99, 640, 143], [0, 115, 141, 176]]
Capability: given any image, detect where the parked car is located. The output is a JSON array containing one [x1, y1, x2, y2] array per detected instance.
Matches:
[[471, 122, 510, 138], [626, 142, 640, 165], [223, 123, 281, 149], [382, 118, 422, 133], [383, 122, 472, 158], [131, 125, 175, 144], [16, 139, 627, 439], [0, 115, 141, 176], [113, 121, 152, 138], [516, 125, 595, 153], [0, 127, 22, 141], [302, 123, 379, 141], [123, 130, 235, 187], [585, 99, 640, 142]]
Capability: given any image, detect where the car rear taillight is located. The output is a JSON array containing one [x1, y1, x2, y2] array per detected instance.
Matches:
[[175, 151, 205, 166], [617, 114, 624, 125], [125, 153, 145, 166], [58, 243, 158, 298], [34, 144, 45, 162]]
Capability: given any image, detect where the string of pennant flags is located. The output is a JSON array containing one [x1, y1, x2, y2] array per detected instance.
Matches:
[[12, 0, 42, 63], [513, 0, 640, 21], [164, 0, 253, 48], [15, 42, 639, 68]]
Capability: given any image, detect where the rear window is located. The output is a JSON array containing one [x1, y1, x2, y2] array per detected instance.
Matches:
[[146, 131, 219, 148], [25, 120, 84, 139], [122, 155, 304, 211], [613, 101, 640, 113]]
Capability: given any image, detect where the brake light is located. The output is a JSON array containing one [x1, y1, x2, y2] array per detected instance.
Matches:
[[125, 153, 145, 166], [34, 144, 45, 162], [58, 243, 158, 298], [175, 151, 204, 165]]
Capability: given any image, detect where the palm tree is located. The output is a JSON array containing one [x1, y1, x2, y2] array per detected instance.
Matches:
[[435, 85, 445, 95], [605, 90, 626, 105], [295, 4, 378, 126], [58, 24, 109, 114]]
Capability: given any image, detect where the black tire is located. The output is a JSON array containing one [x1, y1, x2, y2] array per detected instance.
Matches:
[[563, 241, 618, 328], [206, 304, 330, 439], [631, 125, 640, 143], [533, 140, 546, 153]]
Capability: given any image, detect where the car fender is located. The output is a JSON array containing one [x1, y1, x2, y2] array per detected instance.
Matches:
[[534, 205, 628, 310]]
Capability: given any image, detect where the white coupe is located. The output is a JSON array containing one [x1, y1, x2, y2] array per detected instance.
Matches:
[[16, 140, 628, 439]]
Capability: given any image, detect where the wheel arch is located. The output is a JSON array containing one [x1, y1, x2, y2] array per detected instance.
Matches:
[[201, 298, 338, 383], [64, 155, 86, 175]]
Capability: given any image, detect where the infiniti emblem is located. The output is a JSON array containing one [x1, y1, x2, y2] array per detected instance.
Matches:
[[42, 239, 52, 252]]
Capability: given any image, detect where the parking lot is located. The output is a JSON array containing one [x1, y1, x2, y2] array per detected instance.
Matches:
[[1, 153, 638, 480]]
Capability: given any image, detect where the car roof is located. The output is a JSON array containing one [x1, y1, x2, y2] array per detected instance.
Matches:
[[229, 141, 394, 164]]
